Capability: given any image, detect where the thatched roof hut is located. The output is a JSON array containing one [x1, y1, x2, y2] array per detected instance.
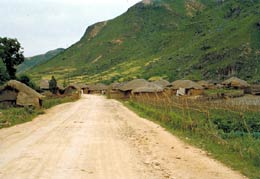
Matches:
[[170, 80, 204, 96], [151, 80, 170, 88], [108, 82, 121, 90], [251, 85, 260, 95], [132, 83, 163, 93], [79, 84, 88, 89], [64, 84, 81, 95], [197, 80, 211, 89], [87, 83, 108, 94], [40, 79, 49, 90], [107, 82, 126, 99], [78, 84, 89, 94], [0, 80, 43, 107], [222, 77, 250, 88], [119, 79, 149, 92], [171, 80, 203, 90], [88, 83, 108, 91]]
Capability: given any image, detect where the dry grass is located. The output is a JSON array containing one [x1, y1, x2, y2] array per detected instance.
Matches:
[[120, 93, 260, 179]]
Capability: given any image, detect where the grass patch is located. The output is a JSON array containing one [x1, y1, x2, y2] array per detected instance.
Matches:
[[123, 99, 260, 179], [0, 95, 79, 129], [204, 88, 244, 95]]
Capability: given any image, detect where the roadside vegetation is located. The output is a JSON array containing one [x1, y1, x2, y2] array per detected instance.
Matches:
[[0, 95, 79, 129], [124, 95, 260, 179]]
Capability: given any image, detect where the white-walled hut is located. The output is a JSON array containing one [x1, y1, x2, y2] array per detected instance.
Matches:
[[0, 80, 44, 107], [171, 80, 204, 96]]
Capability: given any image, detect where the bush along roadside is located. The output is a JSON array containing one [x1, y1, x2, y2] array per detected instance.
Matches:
[[0, 95, 79, 129], [123, 96, 260, 179]]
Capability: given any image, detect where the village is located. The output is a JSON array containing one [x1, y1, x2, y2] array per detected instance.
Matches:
[[0, 76, 259, 178], [1, 76, 259, 109]]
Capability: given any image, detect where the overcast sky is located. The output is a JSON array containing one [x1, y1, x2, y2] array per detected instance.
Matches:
[[0, 0, 141, 57]]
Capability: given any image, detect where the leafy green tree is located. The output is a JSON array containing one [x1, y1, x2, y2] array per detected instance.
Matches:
[[0, 37, 24, 80], [49, 76, 57, 94], [0, 60, 9, 84]]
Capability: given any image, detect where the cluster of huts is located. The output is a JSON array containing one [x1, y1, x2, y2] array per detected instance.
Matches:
[[0, 77, 258, 108], [0, 79, 83, 108], [71, 76, 257, 99]]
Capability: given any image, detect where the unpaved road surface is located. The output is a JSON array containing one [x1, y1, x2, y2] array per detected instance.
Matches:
[[0, 95, 246, 179]]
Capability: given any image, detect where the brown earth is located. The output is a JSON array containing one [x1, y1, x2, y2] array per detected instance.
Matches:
[[0, 95, 247, 179]]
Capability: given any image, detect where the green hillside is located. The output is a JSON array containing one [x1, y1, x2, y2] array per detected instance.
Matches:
[[26, 0, 260, 84], [18, 48, 64, 73]]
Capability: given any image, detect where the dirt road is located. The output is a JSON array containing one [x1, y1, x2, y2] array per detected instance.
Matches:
[[0, 95, 246, 179]]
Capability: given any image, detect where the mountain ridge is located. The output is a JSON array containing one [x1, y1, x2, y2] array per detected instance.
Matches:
[[18, 48, 65, 74], [24, 0, 260, 84]]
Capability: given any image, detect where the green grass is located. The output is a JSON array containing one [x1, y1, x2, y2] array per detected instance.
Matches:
[[204, 88, 243, 95], [124, 99, 260, 179], [23, 0, 260, 84], [0, 95, 78, 129]]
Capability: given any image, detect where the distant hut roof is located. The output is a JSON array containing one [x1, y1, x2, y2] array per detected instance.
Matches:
[[251, 85, 260, 95], [222, 77, 250, 88], [88, 83, 108, 91], [197, 80, 210, 88], [66, 84, 81, 90], [119, 79, 149, 91], [132, 83, 163, 93], [151, 80, 170, 88], [171, 80, 203, 90], [109, 82, 122, 90], [64, 84, 81, 95], [78, 84, 88, 89], [40, 79, 63, 90], [40, 79, 49, 90]]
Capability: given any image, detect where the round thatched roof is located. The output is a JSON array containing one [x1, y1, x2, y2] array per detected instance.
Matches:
[[108, 82, 122, 90], [222, 77, 250, 88], [171, 80, 203, 90], [65, 84, 81, 91], [78, 84, 88, 89], [197, 80, 210, 88], [119, 79, 149, 91], [2, 80, 43, 99], [151, 80, 170, 88], [132, 83, 163, 93], [88, 83, 108, 91]]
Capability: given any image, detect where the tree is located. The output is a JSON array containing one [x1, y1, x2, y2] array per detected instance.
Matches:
[[0, 37, 24, 80], [49, 76, 57, 94], [0, 60, 9, 85]]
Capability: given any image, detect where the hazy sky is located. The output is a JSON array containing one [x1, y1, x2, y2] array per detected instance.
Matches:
[[0, 0, 141, 57]]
